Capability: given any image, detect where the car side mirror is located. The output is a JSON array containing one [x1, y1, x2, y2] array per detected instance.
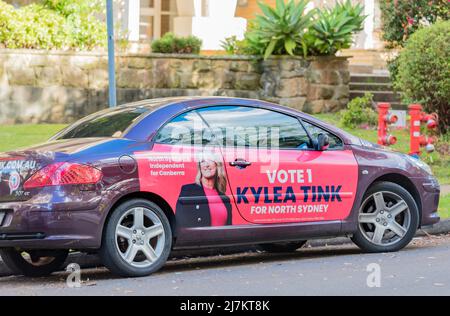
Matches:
[[316, 133, 330, 151]]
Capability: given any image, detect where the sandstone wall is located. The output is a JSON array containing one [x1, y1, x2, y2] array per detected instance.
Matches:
[[0, 50, 349, 124]]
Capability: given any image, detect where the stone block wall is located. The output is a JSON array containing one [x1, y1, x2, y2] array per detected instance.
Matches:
[[0, 50, 349, 124], [260, 56, 350, 113]]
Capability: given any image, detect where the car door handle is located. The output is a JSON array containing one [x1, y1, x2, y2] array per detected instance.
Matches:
[[229, 159, 252, 168]]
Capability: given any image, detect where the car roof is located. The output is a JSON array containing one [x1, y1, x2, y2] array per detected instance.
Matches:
[[122, 96, 307, 119], [122, 96, 272, 110], [121, 96, 199, 109]]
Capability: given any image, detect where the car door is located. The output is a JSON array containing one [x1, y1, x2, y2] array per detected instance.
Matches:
[[197, 105, 359, 225]]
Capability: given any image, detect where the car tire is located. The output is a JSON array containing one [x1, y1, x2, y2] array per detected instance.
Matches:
[[259, 241, 307, 253], [351, 181, 419, 253], [0, 249, 68, 277], [100, 199, 172, 277]]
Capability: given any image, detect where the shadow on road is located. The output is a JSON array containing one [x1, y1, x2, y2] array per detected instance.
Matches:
[[0, 245, 370, 284], [0, 241, 432, 286], [164, 246, 362, 273]]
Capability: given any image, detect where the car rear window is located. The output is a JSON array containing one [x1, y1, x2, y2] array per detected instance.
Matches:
[[54, 107, 149, 139]]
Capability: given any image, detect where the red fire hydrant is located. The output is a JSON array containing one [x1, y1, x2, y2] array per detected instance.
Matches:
[[377, 102, 398, 146], [408, 104, 438, 155]]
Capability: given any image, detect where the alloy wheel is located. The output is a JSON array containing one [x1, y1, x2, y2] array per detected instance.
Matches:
[[115, 207, 165, 268], [358, 191, 411, 247]]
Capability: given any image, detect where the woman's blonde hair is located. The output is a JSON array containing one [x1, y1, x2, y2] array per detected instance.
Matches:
[[195, 151, 227, 194]]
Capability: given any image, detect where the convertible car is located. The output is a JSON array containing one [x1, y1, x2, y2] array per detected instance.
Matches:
[[0, 97, 440, 277]]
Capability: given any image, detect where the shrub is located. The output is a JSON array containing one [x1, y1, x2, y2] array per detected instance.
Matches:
[[304, 0, 366, 56], [151, 33, 202, 54], [245, 0, 315, 59], [220, 36, 244, 55], [340, 93, 377, 129], [386, 55, 400, 83], [395, 20, 450, 134], [0, 2, 67, 49], [0, 0, 106, 50], [220, 35, 259, 55], [379, 0, 449, 48], [43, 0, 103, 17], [220, 36, 237, 55]]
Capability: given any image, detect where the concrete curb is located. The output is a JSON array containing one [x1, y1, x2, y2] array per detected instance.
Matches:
[[1, 219, 449, 277], [418, 219, 450, 236]]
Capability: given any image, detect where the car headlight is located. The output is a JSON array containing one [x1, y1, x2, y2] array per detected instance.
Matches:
[[404, 154, 433, 175]]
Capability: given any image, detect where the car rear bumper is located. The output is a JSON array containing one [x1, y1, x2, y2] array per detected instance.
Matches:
[[0, 211, 101, 249], [0, 189, 105, 250]]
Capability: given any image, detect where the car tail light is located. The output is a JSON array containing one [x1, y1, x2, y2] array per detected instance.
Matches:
[[24, 163, 102, 189]]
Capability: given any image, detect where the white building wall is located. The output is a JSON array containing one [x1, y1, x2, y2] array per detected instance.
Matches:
[[173, 0, 247, 50]]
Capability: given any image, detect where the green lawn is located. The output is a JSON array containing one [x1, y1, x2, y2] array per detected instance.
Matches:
[[314, 113, 450, 185], [439, 195, 450, 219], [0, 124, 66, 152], [0, 121, 448, 218]]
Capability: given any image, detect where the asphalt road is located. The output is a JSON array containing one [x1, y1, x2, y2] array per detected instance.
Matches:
[[0, 234, 449, 296]]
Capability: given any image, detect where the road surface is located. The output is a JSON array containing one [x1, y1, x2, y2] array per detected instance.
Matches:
[[0, 234, 449, 296]]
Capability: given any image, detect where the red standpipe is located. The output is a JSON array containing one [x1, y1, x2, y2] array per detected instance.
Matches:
[[408, 104, 438, 156], [377, 102, 398, 146]]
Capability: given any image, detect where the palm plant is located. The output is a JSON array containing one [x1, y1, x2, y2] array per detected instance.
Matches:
[[305, 0, 366, 56], [247, 0, 315, 59], [334, 0, 366, 29]]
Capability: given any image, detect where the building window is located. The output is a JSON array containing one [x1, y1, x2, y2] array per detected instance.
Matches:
[[139, 0, 177, 41]]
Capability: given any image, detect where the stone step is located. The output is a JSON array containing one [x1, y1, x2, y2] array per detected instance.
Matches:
[[339, 49, 382, 59], [350, 82, 393, 91], [349, 64, 373, 74], [350, 74, 391, 84], [340, 49, 390, 73], [349, 60, 375, 66], [350, 90, 402, 103], [347, 55, 376, 61]]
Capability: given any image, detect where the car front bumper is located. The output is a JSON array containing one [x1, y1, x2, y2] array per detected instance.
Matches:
[[415, 176, 441, 227]]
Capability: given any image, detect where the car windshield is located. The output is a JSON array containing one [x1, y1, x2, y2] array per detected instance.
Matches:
[[54, 107, 149, 139]]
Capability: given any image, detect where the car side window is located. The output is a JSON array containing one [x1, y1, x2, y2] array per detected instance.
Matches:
[[154, 111, 213, 146], [197, 106, 311, 150], [302, 120, 343, 149]]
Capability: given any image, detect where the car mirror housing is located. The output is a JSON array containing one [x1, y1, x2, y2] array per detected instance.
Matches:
[[316, 133, 330, 151]]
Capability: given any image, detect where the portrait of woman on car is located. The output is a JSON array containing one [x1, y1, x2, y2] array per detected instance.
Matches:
[[175, 152, 232, 228]]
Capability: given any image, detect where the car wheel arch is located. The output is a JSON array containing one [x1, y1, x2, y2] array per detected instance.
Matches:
[[101, 191, 177, 247], [364, 173, 422, 226]]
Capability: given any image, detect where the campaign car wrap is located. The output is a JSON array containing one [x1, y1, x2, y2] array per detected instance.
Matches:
[[135, 143, 359, 230]]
